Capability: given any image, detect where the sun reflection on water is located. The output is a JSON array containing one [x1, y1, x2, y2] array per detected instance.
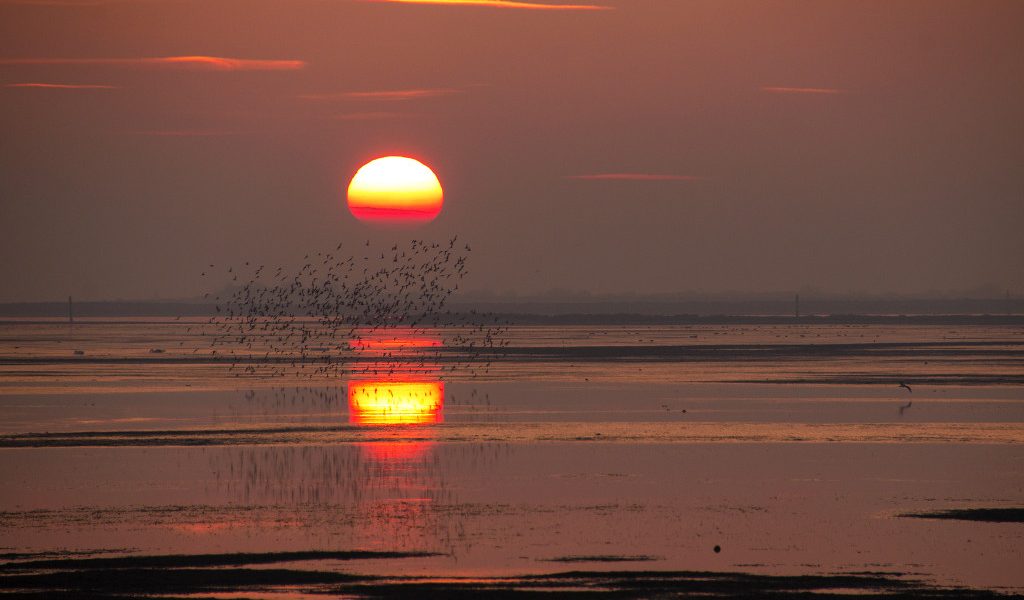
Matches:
[[348, 381, 444, 426]]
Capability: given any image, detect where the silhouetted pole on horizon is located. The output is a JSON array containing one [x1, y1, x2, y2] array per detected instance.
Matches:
[[795, 294, 800, 319], [68, 296, 73, 325]]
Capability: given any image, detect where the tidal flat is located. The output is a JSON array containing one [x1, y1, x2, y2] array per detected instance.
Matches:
[[1, 320, 1022, 597]]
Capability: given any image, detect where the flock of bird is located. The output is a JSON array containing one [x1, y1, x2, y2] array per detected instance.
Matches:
[[197, 237, 509, 379]]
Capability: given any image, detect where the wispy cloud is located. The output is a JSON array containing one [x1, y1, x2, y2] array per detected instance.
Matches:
[[0, 56, 305, 71], [4, 0, 613, 8], [4, 82, 116, 89], [566, 173, 700, 181], [125, 129, 247, 137], [300, 88, 460, 102], [364, 0, 611, 11], [760, 86, 846, 95], [332, 111, 412, 121], [0, 0, 121, 5]]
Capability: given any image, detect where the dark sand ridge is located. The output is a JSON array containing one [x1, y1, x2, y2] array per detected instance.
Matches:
[[901, 508, 1024, 523], [3, 339, 1021, 363], [4, 421, 1023, 447], [1, 551, 1021, 599]]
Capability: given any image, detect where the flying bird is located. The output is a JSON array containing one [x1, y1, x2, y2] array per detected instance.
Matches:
[[196, 238, 508, 381]]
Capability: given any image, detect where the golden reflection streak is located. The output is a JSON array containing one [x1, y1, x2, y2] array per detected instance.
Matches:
[[348, 381, 444, 425]]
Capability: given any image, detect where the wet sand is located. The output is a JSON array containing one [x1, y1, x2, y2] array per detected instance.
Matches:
[[1, 320, 1022, 597]]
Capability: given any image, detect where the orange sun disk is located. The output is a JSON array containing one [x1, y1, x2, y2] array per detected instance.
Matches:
[[347, 156, 443, 224]]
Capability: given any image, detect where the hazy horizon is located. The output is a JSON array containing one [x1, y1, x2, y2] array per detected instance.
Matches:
[[4, 283, 1023, 306]]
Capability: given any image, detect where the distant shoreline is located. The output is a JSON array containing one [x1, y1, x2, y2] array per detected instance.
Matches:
[[2, 298, 1024, 325], [3, 314, 1024, 325]]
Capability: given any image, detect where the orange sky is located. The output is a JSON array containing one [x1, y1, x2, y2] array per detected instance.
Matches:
[[1, 0, 1022, 300]]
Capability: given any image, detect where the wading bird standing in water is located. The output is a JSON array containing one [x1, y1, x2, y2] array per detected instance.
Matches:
[[897, 381, 913, 415]]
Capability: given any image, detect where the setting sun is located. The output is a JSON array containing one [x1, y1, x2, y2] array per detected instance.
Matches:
[[346, 156, 443, 224]]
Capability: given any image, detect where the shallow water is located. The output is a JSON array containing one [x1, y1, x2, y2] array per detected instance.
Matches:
[[0, 320, 1022, 596]]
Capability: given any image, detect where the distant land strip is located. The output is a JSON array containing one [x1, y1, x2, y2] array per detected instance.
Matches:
[[2, 312, 1024, 327], [2, 300, 1024, 321]]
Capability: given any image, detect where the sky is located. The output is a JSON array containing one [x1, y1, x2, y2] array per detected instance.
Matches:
[[1, 0, 1022, 301]]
